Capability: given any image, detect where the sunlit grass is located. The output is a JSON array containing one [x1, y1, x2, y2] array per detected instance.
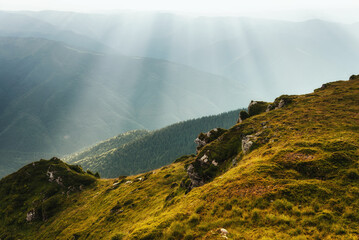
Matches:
[[1, 78, 357, 239]]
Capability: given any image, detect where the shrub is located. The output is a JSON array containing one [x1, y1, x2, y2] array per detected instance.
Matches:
[[273, 199, 293, 212], [343, 208, 359, 222], [251, 209, 261, 224], [314, 210, 334, 223], [195, 205, 205, 214], [69, 164, 84, 174], [184, 234, 195, 240], [239, 110, 250, 122], [346, 169, 359, 180], [188, 215, 200, 227], [111, 233, 125, 240], [168, 223, 185, 239], [349, 74, 359, 80], [224, 203, 232, 211], [123, 199, 134, 206]]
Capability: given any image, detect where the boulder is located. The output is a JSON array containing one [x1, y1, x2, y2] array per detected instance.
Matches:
[[26, 209, 38, 222], [242, 132, 263, 154], [248, 101, 270, 116], [187, 164, 204, 189], [349, 74, 359, 80], [267, 95, 294, 111], [242, 136, 254, 154]]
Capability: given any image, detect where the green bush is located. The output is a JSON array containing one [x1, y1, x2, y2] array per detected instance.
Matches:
[[273, 199, 293, 212], [248, 101, 269, 116], [188, 215, 200, 227], [346, 169, 359, 180], [251, 209, 261, 223], [224, 203, 232, 211], [111, 233, 125, 240], [239, 110, 250, 121]]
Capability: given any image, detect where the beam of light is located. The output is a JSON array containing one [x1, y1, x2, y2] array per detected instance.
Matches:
[[3, 10, 359, 156]]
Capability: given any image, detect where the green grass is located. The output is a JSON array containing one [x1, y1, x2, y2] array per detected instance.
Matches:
[[1, 77, 359, 239]]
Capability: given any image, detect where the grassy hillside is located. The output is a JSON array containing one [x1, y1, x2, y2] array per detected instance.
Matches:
[[66, 110, 240, 178], [1, 76, 359, 239]]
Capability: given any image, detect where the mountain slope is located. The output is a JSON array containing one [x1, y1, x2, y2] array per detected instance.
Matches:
[[66, 110, 240, 178], [1, 76, 358, 239], [0, 37, 244, 177]]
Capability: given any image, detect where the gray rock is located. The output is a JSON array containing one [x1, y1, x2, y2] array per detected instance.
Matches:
[[277, 99, 285, 109], [200, 154, 209, 163], [220, 228, 229, 235], [26, 209, 37, 222], [242, 136, 254, 154], [232, 158, 238, 167], [187, 164, 204, 189]]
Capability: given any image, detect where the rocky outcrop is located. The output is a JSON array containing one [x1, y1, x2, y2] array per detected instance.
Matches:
[[248, 101, 270, 116], [194, 128, 226, 153], [26, 209, 38, 222], [242, 135, 254, 154], [186, 164, 205, 189], [349, 74, 359, 80], [266, 95, 294, 111], [47, 166, 63, 186], [237, 101, 269, 123], [237, 110, 250, 123]]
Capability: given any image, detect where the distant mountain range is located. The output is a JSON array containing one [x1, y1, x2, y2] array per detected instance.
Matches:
[[9, 11, 359, 99]]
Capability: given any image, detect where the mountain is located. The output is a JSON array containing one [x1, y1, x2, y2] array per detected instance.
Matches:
[[1, 75, 358, 239], [20, 11, 359, 99], [0, 37, 244, 178], [0, 11, 113, 53], [65, 110, 240, 178]]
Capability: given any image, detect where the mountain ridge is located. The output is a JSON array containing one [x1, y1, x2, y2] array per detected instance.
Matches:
[[65, 109, 240, 178], [1, 75, 358, 239]]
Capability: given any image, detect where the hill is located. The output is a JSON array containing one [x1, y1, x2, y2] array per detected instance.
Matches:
[[0, 37, 243, 178], [65, 110, 240, 178], [1, 75, 358, 239]]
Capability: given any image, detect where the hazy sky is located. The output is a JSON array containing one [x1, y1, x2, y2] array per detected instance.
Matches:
[[1, 0, 359, 22]]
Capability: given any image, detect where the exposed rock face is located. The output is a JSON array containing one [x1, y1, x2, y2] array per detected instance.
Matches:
[[242, 136, 254, 154], [194, 128, 226, 153], [242, 132, 264, 154], [186, 164, 204, 189], [47, 166, 63, 186], [26, 209, 38, 222]]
